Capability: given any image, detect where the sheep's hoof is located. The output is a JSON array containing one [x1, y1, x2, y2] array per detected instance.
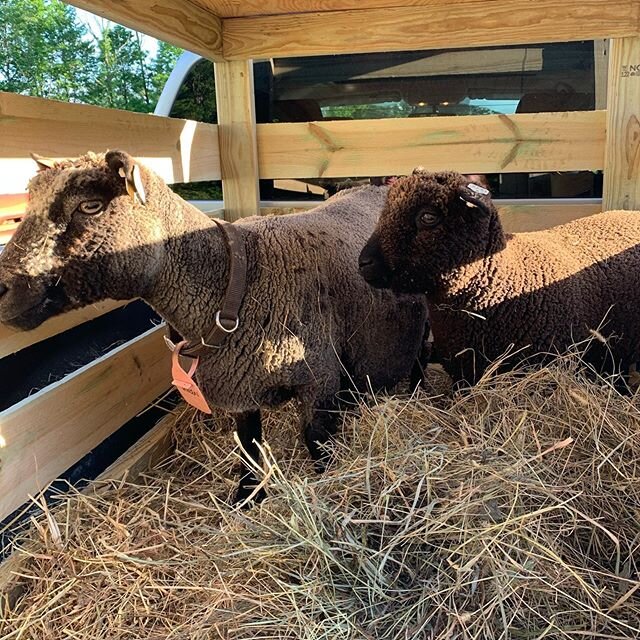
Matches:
[[233, 483, 267, 508]]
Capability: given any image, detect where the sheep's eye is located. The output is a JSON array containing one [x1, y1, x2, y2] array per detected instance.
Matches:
[[77, 200, 104, 215], [417, 211, 439, 229]]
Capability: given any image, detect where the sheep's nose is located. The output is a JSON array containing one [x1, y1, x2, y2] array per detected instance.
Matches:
[[0, 283, 7, 299], [358, 255, 376, 270]]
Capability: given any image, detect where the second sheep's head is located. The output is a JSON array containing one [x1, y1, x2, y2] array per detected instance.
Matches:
[[359, 169, 501, 295]]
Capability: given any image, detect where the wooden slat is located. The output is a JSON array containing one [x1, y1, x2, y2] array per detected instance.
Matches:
[[0, 412, 175, 605], [214, 61, 260, 220], [498, 201, 602, 233], [0, 326, 170, 521], [223, 0, 639, 60], [257, 110, 606, 179], [256, 199, 603, 232], [97, 412, 175, 483], [603, 37, 640, 210], [64, 0, 223, 60], [0, 92, 220, 194], [0, 300, 127, 359]]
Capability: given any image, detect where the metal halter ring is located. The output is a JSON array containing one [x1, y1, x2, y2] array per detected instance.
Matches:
[[215, 310, 240, 333]]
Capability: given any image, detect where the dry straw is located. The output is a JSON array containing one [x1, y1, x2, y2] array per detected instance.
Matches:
[[1, 356, 639, 639]]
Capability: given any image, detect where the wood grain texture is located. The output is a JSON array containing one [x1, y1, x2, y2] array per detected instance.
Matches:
[[257, 110, 606, 179], [223, 0, 639, 59], [214, 60, 260, 220], [0, 326, 170, 521], [0, 300, 127, 359], [0, 92, 220, 194], [603, 37, 640, 210], [197, 0, 445, 17], [65, 0, 223, 59]]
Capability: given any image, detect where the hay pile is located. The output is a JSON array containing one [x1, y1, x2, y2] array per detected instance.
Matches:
[[1, 358, 640, 639]]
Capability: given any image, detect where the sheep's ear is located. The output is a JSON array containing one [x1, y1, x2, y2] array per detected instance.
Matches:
[[30, 153, 56, 172], [457, 183, 492, 218], [106, 149, 146, 205]]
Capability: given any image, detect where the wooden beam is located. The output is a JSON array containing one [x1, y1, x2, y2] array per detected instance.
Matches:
[[0, 92, 220, 194], [214, 61, 260, 220], [0, 326, 170, 521], [200, 0, 448, 18], [603, 37, 640, 210], [64, 0, 223, 60], [222, 0, 639, 60], [257, 110, 606, 179], [0, 300, 128, 359]]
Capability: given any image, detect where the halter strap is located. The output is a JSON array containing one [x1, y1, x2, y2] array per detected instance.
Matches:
[[165, 218, 247, 358]]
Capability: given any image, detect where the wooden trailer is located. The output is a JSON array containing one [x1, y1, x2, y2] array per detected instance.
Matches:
[[1, 0, 640, 585]]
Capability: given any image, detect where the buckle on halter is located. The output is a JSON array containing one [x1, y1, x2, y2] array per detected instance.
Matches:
[[215, 310, 240, 333]]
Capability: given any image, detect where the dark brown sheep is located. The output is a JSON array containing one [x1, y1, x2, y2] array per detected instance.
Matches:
[[0, 151, 428, 503], [359, 169, 640, 386]]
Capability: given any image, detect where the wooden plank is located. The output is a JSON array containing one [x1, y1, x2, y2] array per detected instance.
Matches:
[[0, 92, 220, 194], [196, 0, 448, 18], [603, 37, 640, 210], [64, 0, 223, 60], [0, 413, 175, 606], [0, 300, 127, 359], [498, 201, 602, 233], [0, 326, 170, 521], [256, 199, 603, 232], [223, 0, 639, 60], [257, 110, 606, 179], [214, 60, 260, 220], [97, 413, 175, 483]]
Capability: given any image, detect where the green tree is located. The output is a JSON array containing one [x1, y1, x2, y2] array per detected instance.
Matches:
[[150, 41, 182, 102], [0, 0, 96, 101], [90, 24, 149, 111]]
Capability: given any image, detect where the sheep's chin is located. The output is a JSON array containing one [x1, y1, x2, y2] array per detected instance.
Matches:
[[0, 291, 69, 331]]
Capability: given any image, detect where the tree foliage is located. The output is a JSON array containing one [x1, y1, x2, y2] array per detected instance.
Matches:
[[0, 0, 182, 112]]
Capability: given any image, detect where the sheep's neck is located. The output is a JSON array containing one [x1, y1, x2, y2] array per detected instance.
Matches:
[[433, 215, 507, 308], [146, 200, 234, 343]]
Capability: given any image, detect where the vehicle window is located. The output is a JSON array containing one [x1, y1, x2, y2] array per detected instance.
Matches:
[[271, 42, 598, 122], [166, 42, 605, 202]]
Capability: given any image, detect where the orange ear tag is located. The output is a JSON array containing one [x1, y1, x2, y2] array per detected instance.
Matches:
[[171, 341, 212, 413]]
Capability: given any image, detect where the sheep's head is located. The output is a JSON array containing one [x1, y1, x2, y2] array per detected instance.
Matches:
[[359, 169, 499, 295], [0, 150, 165, 330]]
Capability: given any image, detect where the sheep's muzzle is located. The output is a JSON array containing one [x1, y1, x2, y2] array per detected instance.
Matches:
[[359, 236, 391, 289]]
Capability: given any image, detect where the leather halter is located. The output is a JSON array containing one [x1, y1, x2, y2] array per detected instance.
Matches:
[[164, 218, 247, 358]]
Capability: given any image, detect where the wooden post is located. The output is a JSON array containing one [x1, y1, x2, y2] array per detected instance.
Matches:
[[603, 37, 640, 210], [214, 60, 260, 221]]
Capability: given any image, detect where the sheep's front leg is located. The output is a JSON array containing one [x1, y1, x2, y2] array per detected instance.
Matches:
[[302, 394, 344, 473], [234, 410, 266, 505]]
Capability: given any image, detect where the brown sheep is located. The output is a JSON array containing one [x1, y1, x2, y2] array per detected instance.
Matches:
[[0, 151, 428, 503], [359, 169, 640, 387]]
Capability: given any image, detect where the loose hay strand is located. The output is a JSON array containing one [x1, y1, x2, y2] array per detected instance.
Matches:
[[1, 355, 640, 638]]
